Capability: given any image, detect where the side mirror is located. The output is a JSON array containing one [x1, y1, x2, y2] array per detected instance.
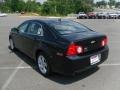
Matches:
[[11, 28, 19, 33]]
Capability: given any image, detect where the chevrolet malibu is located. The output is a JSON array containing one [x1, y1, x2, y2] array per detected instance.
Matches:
[[9, 19, 109, 76]]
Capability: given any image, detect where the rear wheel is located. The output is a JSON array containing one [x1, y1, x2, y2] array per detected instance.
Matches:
[[37, 53, 51, 77], [9, 38, 15, 51]]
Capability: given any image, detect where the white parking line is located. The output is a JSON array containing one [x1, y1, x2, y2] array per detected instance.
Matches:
[[100, 63, 120, 66], [0, 66, 31, 70], [0, 63, 120, 90], [0, 63, 120, 71], [1, 62, 23, 90]]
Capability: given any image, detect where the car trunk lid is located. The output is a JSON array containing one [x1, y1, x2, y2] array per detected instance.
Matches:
[[62, 31, 106, 53]]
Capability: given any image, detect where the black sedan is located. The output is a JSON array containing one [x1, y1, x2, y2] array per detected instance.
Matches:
[[9, 19, 109, 76]]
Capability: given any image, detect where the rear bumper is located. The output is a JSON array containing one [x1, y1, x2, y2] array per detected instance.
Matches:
[[52, 46, 109, 75], [77, 16, 87, 18], [88, 15, 96, 17], [109, 16, 117, 18], [97, 16, 107, 18]]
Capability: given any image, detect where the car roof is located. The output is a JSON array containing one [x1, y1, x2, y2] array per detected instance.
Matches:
[[27, 19, 72, 25], [44, 19, 71, 24], [28, 19, 62, 21]]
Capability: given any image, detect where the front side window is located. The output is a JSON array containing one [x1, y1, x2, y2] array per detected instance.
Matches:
[[27, 22, 44, 36], [18, 23, 29, 33]]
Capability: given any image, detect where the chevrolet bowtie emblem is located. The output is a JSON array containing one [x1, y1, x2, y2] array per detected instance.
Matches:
[[91, 40, 96, 44]]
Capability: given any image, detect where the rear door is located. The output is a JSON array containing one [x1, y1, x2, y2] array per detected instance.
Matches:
[[21, 21, 44, 57]]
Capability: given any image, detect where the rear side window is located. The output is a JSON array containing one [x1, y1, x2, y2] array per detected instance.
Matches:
[[27, 22, 44, 36], [49, 21, 90, 34]]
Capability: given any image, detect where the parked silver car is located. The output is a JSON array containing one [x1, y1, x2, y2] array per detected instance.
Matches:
[[107, 12, 118, 19], [96, 12, 108, 19], [77, 12, 87, 19]]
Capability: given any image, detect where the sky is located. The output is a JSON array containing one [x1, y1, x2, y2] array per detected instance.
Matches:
[[36, 0, 47, 3], [37, 0, 120, 4], [94, 0, 120, 3]]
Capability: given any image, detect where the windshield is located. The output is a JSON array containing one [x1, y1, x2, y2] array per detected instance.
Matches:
[[48, 20, 90, 34], [79, 12, 84, 14]]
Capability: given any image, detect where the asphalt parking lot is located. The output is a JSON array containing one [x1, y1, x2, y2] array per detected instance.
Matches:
[[0, 15, 120, 90]]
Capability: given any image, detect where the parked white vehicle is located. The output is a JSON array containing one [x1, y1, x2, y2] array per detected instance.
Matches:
[[96, 12, 108, 19], [0, 13, 8, 17], [107, 12, 118, 19], [77, 12, 87, 19]]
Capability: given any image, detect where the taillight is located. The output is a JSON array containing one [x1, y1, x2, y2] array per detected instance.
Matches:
[[66, 43, 83, 56], [101, 36, 108, 47]]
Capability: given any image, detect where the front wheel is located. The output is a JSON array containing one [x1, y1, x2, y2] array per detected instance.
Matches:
[[37, 53, 51, 77]]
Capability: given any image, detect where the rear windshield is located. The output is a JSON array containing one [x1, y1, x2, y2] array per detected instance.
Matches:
[[48, 20, 90, 34]]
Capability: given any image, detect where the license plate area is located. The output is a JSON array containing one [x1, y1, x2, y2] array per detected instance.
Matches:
[[90, 54, 101, 65]]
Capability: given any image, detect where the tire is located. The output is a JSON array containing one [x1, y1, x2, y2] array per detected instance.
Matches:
[[37, 52, 51, 77], [85, 16, 88, 19], [9, 38, 15, 51]]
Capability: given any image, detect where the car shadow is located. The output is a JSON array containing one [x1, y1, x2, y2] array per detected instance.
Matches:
[[49, 67, 99, 85], [8, 47, 99, 85]]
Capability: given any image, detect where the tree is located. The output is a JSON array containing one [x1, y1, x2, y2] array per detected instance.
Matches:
[[74, 0, 93, 13], [0, 0, 42, 13], [96, 0, 107, 7], [25, 0, 41, 12], [11, 0, 20, 12], [0, 0, 11, 12], [109, 0, 116, 7], [18, 0, 26, 12], [41, 0, 93, 15], [0, 0, 94, 16], [41, 2, 51, 15], [115, 2, 120, 8]]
